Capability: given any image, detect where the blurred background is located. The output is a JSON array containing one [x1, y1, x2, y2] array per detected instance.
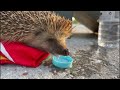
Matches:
[[55, 11, 101, 33]]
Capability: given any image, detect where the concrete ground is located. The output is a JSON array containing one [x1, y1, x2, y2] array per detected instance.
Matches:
[[0, 24, 119, 79]]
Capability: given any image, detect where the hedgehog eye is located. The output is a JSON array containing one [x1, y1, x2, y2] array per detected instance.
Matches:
[[34, 31, 42, 36], [47, 38, 56, 42]]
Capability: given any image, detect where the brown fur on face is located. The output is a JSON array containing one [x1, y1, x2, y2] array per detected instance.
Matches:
[[0, 11, 72, 55]]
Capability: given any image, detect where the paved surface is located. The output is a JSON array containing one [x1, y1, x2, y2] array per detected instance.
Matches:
[[0, 24, 119, 79]]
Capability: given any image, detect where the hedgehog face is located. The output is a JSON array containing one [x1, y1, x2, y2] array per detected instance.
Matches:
[[28, 29, 72, 56]]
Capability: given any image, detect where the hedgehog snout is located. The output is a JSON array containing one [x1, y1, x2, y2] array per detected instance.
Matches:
[[62, 49, 69, 56]]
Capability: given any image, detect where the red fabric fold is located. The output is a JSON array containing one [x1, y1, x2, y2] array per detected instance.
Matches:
[[0, 41, 50, 68]]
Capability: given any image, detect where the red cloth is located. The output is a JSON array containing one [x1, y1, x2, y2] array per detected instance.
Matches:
[[0, 41, 50, 68]]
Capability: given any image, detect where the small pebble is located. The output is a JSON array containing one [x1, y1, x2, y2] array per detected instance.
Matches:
[[22, 72, 28, 76]]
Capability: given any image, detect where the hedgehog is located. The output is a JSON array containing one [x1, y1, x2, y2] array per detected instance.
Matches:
[[0, 11, 72, 56]]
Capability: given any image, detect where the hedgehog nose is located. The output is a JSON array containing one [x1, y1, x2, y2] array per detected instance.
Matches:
[[63, 49, 69, 56]]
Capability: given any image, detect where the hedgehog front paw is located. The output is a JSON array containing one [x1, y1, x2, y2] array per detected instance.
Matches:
[[42, 55, 53, 66], [42, 59, 52, 66]]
